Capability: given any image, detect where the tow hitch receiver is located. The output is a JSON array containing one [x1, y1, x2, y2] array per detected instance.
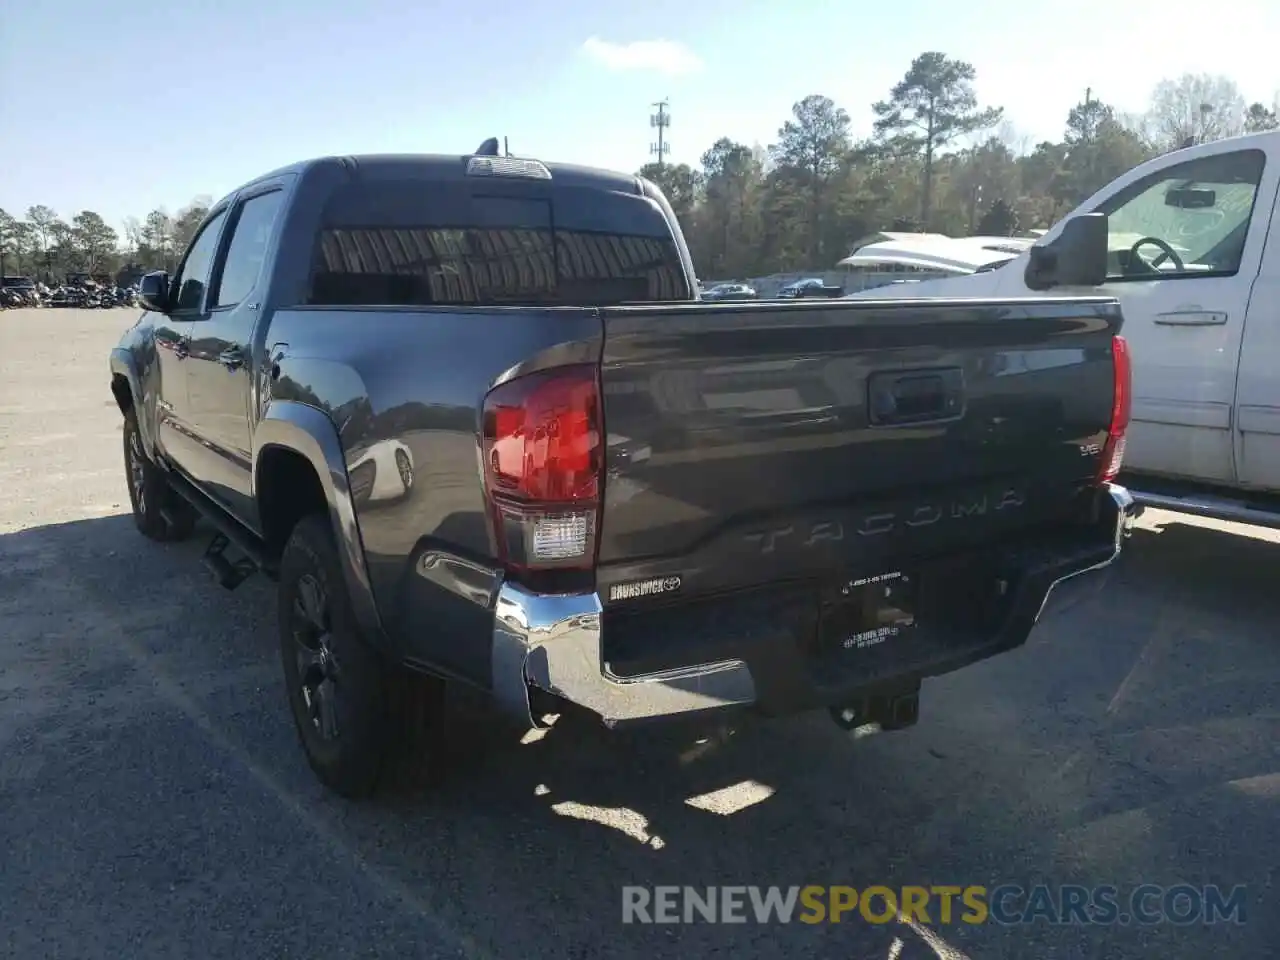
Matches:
[[830, 682, 921, 732]]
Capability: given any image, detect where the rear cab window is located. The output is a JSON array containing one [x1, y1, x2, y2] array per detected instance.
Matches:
[[306, 163, 694, 307]]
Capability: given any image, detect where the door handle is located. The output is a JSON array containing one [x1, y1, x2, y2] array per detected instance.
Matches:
[[1154, 309, 1227, 326], [219, 345, 246, 370]]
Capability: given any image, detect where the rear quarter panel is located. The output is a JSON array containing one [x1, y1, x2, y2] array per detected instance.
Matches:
[[263, 306, 602, 683], [110, 311, 167, 455]]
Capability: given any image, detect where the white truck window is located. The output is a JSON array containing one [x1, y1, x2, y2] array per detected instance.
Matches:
[[1093, 148, 1266, 282]]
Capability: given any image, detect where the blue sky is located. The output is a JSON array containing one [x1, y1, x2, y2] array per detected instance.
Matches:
[[4, 0, 1279, 232]]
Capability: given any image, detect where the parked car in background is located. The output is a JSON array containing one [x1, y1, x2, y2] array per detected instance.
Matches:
[[702, 282, 757, 301], [776, 277, 844, 299], [837, 236, 1032, 290], [700, 282, 757, 301]]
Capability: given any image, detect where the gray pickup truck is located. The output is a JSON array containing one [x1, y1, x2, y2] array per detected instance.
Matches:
[[109, 144, 1138, 798]]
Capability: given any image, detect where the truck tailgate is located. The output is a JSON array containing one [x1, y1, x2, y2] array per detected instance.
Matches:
[[595, 297, 1122, 603]]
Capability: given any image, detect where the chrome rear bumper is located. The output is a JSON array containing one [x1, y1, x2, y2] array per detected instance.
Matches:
[[490, 484, 1138, 729], [492, 585, 756, 728], [1035, 483, 1137, 623]]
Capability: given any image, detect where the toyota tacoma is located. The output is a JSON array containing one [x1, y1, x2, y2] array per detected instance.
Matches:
[[109, 142, 1138, 798]]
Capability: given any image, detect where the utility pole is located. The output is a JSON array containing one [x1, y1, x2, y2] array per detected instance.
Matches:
[[1083, 87, 1093, 143], [650, 99, 671, 168], [1198, 103, 1214, 144], [967, 178, 983, 235]]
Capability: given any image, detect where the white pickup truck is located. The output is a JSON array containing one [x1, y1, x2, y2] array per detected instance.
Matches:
[[854, 130, 1280, 527]]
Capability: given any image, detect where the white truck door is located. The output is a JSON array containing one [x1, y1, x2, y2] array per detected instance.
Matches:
[[1233, 170, 1280, 492], [1083, 143, 1274, 485], [841, 135, 1280, 491]]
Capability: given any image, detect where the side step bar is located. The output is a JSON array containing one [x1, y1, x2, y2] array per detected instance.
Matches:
[[163, 468, 276, 587], [203, 532, 259, 590], [1130, 489, 1280, 531]]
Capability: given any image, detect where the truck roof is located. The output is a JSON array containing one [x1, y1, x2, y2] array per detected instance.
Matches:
[[234, 153, 644, 200]]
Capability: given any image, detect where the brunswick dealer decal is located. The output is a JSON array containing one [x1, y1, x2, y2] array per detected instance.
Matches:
[[608, 576, 683, 602]]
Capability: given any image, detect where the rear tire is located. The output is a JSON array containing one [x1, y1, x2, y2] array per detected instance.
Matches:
[[122, 410, 196, 542], [278, 514, 443, 798]]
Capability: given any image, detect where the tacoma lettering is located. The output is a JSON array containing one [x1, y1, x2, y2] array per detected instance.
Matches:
[[743, 526, 795, 555], [746, 490, 1027, 552], [857, 490, 1025, 537]]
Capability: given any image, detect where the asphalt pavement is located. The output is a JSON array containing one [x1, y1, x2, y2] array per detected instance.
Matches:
[[1, 307, 1277, 959]]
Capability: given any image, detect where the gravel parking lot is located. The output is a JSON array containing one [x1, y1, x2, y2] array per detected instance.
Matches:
[[2, 307, 1277, 960]]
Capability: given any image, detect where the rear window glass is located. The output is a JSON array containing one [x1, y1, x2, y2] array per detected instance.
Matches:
[[308, 179, 691, 307]]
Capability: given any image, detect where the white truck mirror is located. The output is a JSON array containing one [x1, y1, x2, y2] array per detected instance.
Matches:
[[1026, 213, 1108, 290]]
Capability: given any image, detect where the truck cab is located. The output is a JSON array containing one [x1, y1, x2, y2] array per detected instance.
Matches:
[[852, 130, 1280, 525]]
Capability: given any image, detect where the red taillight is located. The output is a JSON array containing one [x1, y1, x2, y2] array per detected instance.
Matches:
[[481, 364, 602, 573], [1098, 335, 1131, 484]]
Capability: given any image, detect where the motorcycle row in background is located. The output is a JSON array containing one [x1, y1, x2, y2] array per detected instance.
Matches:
[[6, 272, 843, 310], [1, 275, 140, 310]]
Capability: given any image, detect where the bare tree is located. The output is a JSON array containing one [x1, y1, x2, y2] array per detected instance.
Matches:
[[1244, 101, 1278, 133], [122, 217, 143, 261], [996, 120, 1030, 157], [171, 201, 211, 254], [1144, 74, 1246, 150]]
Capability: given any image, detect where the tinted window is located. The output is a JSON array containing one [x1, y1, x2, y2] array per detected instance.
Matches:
[[172, 209, 227, 312], [1093, 149, 1265, 281], [214, 191, 284, 308], [307, 180, 690, 307]]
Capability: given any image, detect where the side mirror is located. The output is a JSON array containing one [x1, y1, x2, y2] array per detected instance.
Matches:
[[1025, 213, 1108, 291], [138, 271, 171, 313]]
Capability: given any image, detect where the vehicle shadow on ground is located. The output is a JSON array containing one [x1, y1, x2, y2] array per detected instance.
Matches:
[[1, 513, 1276, 960]]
